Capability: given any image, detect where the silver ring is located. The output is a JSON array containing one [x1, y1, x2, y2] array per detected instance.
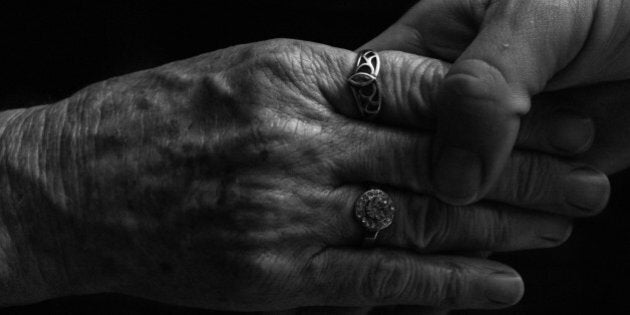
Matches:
[[354, 188, 396, 247], [347, 50, 382, 119]]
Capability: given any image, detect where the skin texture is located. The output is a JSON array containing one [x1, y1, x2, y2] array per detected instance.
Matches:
[[315, 83, 630, 315], [363, 0, 630, 206], [333, 81, 630, 315], [0, 39, 611, 311]]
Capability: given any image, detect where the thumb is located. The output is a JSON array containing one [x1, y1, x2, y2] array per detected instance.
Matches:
[[432, 0, 596, 204]]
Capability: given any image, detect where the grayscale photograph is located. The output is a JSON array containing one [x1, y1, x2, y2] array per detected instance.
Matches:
[[0, 1, 628, 314]]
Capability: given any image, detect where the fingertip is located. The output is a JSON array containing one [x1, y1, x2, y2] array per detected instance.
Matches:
[[548, 110, 594, 155], [444, 59, 531, 115], [483, 270, 525, 307], [433, 146, 481, 205], [435, 59, 528, 206], [442, 70, 491, 101], [537, 217, 573, 247], [564, 166, 611, 216], [518, 106, 595, 156]]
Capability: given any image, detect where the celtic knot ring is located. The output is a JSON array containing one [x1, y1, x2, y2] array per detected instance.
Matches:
[[354, 188, 396, 247], [347, 50, 382, 119]]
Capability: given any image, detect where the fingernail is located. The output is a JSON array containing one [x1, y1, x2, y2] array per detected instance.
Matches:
[[484, 271, 524, 305], [433, 146, 480, 205], [537, 219, 573, 245], [550, 111, 594, 154], [564, 166, 610, 213]]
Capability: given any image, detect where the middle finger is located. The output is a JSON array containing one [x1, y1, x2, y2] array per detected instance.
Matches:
[[330, 124, 609, 216]]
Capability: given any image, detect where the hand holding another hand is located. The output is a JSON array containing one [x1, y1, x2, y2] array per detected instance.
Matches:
[[0, 39, 609, 311], [365, 0, 630, 205], [528, 81, 630, 175]]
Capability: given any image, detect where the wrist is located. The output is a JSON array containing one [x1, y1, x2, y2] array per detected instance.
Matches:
[[0, 93, 110, 305], [0, 104, 63, 304]]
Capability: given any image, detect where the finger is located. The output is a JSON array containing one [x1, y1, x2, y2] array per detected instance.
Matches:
[[359, 0, 477, 60], [359, 22, 430, 55], [306, 249, 524, 309], [430, 0, 597, 205], [327, 186, 572, 252], [332, 126, 609, 216], [486, 151, 610, 216], [530, 82, 630, 174], [518, 106, 594, 156], [358, 0, 593, 203], [319, 48, 447, 130], [319, 47, 593, 156]]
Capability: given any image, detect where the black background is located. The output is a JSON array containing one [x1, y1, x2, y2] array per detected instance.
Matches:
[[1, 1, 628, 314]]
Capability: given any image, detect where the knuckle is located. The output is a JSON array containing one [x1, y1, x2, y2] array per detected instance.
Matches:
[[380, 51, 446, 121], [509, 152, 551, 205], [418, 201, 512, 251], [429, 261, 467, 307], [246, 39, 331, 100], [234, 39, 305, 78], [416, 58, 448, 114], [415, 198, 449, 251], [303, 251, 341, 304], [445, 59, 529, 114], [253, 39, 319, 74], [422, 201, 513, 250], [249, 38, 303, 57], [360, 253, 412, 302], [484, 210, 512, 248], [227, 250, 300, 304], [401, 135, 431, 192], [394, 23, 427, 54], [445, 59, 498, 99]]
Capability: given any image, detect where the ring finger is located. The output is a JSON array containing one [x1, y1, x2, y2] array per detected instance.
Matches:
[[324, 185, 572, 252]]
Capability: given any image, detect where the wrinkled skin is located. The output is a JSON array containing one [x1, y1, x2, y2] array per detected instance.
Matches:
[[319, 80, 630, 315], [0, 39, 611, 311], [364, 0, 630, 206]]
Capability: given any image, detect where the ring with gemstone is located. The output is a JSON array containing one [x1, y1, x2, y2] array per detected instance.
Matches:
[[354, 188, 396, 247]]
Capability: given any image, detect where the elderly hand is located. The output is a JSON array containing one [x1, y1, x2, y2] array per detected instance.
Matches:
[[0, 39, 608, 311], [364, 0, 630, 205]]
